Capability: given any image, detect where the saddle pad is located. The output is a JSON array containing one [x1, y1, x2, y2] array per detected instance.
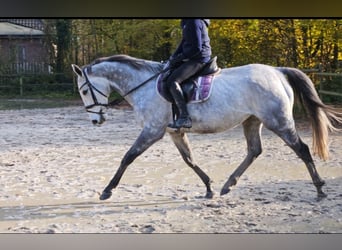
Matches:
[[190, 75, 214, 103], [157, 74, 215, 104]]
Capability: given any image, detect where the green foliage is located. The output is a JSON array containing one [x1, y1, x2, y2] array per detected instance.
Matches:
[[71, 19, 180, 64], [209, 19, 341, 70], [318, 75, 342, 103], [45, 19, 340, 73]]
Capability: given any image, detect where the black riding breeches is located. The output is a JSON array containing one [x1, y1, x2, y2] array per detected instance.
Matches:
[[165, 60, 205, 88]]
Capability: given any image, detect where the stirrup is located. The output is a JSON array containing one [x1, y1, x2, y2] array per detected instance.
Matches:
[[168, 117, 192, 129]]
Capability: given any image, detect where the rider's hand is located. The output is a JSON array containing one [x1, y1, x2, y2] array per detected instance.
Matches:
[[169, 53, 186, 67]]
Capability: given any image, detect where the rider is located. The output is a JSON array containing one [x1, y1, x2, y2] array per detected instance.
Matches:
[[165, 19, 212, 129]]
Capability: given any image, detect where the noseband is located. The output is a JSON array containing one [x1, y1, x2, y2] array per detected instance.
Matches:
[[79, 68, 108, 115]]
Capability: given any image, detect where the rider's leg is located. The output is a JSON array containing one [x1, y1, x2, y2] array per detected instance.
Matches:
[[169, 81, 192, 128], [166, 60, 205, 129]]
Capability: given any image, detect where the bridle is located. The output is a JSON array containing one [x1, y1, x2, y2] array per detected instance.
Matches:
[[79, 68, 109, 115], [79, 64, 170, 114]]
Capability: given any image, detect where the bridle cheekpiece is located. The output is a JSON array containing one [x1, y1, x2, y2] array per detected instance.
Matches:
[[79, 68, 109, 115]]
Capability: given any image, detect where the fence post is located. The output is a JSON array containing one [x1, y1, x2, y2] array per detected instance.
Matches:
[[20, 76, 23, 96], [318, 64, 322, 99]]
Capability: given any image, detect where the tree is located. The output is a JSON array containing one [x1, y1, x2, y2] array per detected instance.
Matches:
[[55, 19, 72, 78], [56, 19, 342, 73]]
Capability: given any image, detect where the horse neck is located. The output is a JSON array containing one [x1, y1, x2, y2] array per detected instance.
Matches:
[[105, 61, 160, 100]]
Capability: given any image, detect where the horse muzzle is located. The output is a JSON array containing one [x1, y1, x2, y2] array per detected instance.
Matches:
[[90, 112, 107, 125]]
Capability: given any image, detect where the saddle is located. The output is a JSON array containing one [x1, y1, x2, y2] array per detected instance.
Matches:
[[157, 56, 221, 104]]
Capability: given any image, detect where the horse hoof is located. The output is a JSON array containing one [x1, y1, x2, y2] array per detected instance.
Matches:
[[220, 188, 230, 196], [99, 191, 112, 200], [205, 191, 214, 199], [316, 192, 327, 201]]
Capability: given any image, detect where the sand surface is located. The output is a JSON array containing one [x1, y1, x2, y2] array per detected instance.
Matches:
[[0, 106, 341, 233]]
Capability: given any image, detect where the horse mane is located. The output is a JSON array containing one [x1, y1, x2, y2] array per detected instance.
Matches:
[[89, 54, 162, 73]]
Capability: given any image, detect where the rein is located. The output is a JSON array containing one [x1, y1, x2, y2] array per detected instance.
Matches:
[[123, 66, 170, 97], [80, 64, 170, 110], [109, 65, 170, 106]]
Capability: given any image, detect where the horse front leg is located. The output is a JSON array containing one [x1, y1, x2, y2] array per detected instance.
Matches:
[[169, 131, 214, 199], [221, 116, 262, 195], [100, 127, 165, 200]]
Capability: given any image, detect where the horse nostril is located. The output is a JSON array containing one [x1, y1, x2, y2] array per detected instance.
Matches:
[[92, 120, 98, 125]]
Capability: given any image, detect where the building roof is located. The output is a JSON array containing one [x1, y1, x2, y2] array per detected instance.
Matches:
[[0, 21, 44, 36]]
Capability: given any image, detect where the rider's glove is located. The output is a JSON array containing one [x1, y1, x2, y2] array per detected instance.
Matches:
[[169, 53, 186, 67]]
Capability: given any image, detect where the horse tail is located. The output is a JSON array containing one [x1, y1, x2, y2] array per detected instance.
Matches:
[[277, 67, 342, 160]]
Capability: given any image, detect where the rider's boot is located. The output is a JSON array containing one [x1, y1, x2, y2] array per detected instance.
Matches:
[[168, 81, 192, 129]]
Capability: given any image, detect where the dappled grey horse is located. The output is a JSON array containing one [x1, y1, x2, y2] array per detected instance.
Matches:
[[72, 55, 342, 201]]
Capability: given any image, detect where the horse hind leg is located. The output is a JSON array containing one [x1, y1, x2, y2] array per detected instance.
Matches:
[[272, 125, 327, 199], [169, 131, 214, 198], [221, 116, 263, 195]]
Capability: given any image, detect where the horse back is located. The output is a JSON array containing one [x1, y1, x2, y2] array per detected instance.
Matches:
[[188, 64, 294, 131]]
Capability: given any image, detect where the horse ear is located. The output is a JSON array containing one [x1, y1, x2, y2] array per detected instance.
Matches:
[[71, 64, 83, 77]]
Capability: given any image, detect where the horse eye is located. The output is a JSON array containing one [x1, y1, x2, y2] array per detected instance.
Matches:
[[82, 89, 88, 95]]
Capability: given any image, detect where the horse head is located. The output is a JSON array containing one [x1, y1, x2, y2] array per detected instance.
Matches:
[[71, 64, 109, 125]]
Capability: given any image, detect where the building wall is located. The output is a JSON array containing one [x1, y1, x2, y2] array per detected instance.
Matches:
[[0, 37, 48, 62], [0, 37, 50, 73], [0, 19, 50, 74]]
